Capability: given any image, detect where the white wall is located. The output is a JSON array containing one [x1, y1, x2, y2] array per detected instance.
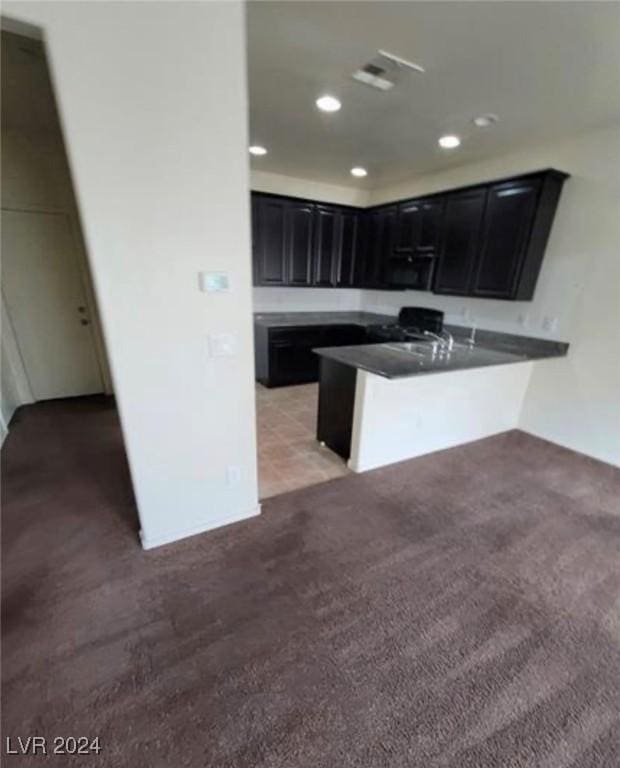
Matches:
[[350, 363, 533, 472], [251, 169, 369, 207], [364, 128, 620, 466], [4, 1, 260, 547], [253, 286, 362, 313]]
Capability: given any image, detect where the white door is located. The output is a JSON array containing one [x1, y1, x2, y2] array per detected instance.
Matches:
[[1, 209, 103, 400]]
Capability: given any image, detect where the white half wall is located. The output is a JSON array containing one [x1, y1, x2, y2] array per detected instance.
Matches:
[[4, 1, 260, 546], [350, 363, 533, 473]]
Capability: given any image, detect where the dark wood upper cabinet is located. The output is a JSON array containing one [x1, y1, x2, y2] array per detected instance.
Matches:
[[394, 201, 420, 253], [250, 195, 260, 285], [395, 198, 443, 254], [377, 205, 397, 286], [417, 199, 444, 253], [251, 170, 567, 299], [313, 205, 340, 286], [472, 179, 540, 299], [368, 206, 397, 287], [434, 189, 486, 295], [254, 195, 287, 285], [359, 210, 380, 287], [286, 202, 314, 286], [335, 211, 359, 287], [494, 170, 567, 301]]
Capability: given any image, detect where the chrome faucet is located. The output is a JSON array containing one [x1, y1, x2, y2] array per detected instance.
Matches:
[[423, 329, 454, 352]]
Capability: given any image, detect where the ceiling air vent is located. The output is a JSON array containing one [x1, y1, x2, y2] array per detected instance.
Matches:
[[353, 49, 425, 92]]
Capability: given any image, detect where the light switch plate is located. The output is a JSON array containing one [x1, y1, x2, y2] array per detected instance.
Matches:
[[199, 271, 230, 293], [208, 332, 236, 357]]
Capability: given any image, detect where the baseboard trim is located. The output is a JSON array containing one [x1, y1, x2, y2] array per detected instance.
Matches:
[[139, 504, 262, 550], [518, 427, 620, 469]]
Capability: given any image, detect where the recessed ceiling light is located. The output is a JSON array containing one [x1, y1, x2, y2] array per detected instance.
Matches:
[[473, 113, 499, 128], [316, 95, 341, 113], [438, 135, 461, 149], [350, 167, 368, 178], [249, 145, 267, 156]]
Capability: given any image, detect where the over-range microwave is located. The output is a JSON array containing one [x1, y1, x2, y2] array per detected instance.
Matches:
[[387, 254, 435, 290]]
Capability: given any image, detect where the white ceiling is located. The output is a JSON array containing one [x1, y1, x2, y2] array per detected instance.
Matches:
[[246, 1, 620, 188]]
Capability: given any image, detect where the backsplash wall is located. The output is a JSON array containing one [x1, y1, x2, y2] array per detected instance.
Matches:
[[253, 287, 363, 313], [360, 290, 560, 338]]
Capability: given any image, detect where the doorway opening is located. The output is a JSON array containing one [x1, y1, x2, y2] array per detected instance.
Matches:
[[1, 27, 138, 534], [1, 29, 112, 415]]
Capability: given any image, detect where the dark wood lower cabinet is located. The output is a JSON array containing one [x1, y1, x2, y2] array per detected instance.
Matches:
[[254, 324, 366, 388]]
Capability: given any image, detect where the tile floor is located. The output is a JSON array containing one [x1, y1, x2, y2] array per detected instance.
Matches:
[[256, 382, 350, 499]]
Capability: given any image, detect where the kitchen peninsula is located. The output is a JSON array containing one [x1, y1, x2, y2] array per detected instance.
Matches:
[[315, 326, 569, 472]]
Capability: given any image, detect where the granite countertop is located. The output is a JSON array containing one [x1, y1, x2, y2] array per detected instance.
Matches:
[[253, 311, 393, 328], [314, 326, 569, 379]]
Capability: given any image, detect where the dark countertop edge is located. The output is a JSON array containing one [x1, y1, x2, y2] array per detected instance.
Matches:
[[253, 311, 394, 328], [313, 338, 568, 380], [315, 348, 536, 380]]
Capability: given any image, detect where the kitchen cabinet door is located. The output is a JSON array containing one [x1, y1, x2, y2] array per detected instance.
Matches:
[[323, 324, 366, 347], [363, 206, 396, 287], [250, 194, 259, 285], [335, 211, 359, 287], [360, 210, 381, 287], [472, 179, 540, 299], [313, 205, 339, 286], [353, 213, 368, 286], [416, 199, 444, 254], [268, 327, 324, 386], [434, 189, 486, 295], [287, 202, 314, 286], [255, 196, 287, 285], [395, 198, 443, 254], [394, 201, 421, 253]]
